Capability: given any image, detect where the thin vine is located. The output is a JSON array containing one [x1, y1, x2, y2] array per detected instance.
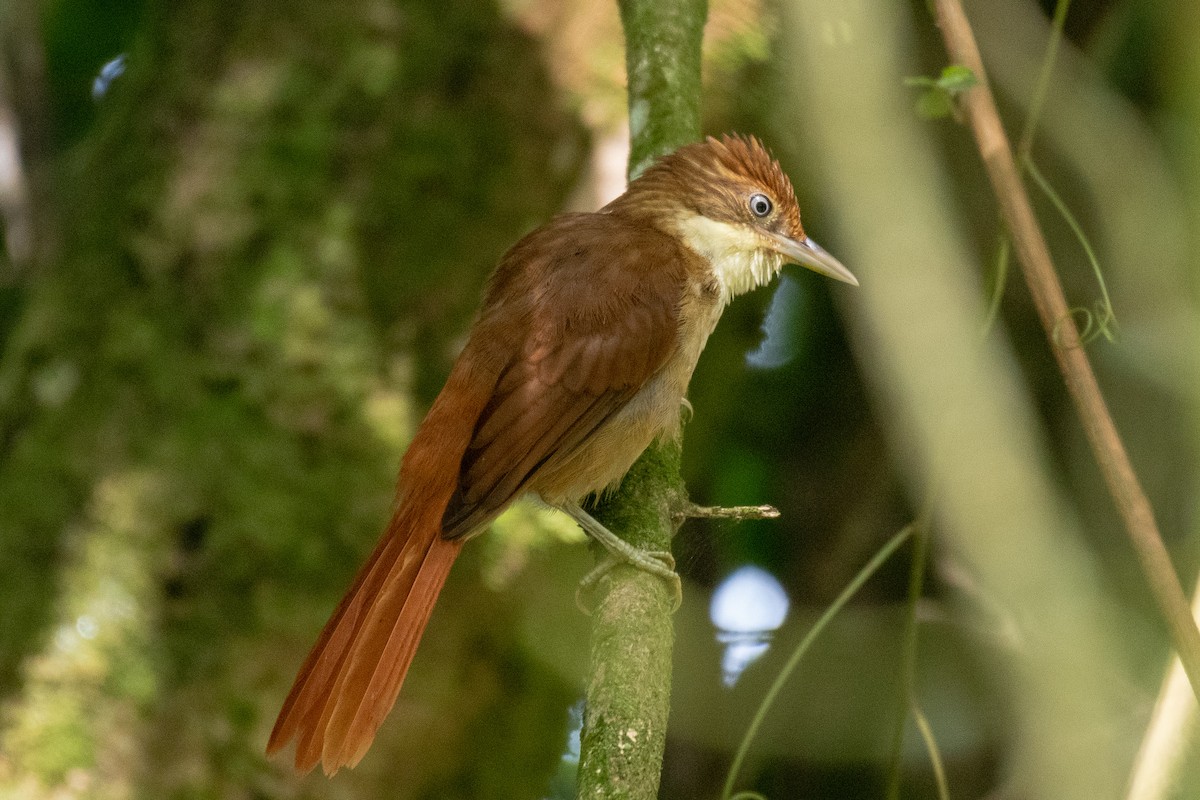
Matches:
[[983, 0, 1117, 349], [721, 525, 916, 800], [1024, 156, 1118, 345]]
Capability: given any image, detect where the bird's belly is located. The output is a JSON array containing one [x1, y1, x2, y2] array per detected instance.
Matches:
[[530, 373, 684, 503], [531, 292, 724, 504]]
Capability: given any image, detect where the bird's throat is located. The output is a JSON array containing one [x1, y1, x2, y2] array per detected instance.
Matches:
[[670, 214, 781, 303]]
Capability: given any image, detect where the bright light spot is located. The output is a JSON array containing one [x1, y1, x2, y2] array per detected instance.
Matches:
[[711, 565, 789, 631], [710, 565, 790, 686], [562, 698, 583, 764], [746, 275, 807, 369], [92, 54, 127, 100], [75, 615, 99, 640]]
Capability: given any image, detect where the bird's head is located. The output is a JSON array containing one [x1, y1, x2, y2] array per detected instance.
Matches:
[[609, 134, 857, 300]]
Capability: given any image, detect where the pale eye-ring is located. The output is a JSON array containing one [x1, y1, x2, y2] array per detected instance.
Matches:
[[748, 193, 773, 218]]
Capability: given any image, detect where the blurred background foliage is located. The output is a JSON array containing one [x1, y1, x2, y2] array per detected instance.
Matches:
[[0, 0, 1197, 798]]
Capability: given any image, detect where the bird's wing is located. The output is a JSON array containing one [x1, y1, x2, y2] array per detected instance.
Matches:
[[440, 213, 693, 538]]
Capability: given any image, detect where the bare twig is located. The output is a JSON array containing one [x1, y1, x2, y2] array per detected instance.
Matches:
[[932, 0, 1200, 696], [674, 502, 780, 525]]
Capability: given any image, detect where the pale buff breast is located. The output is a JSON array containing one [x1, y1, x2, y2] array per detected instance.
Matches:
[[530, 278, 726, 505]]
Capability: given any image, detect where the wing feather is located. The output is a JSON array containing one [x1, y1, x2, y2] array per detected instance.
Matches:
[[440, 212, 695, 538]]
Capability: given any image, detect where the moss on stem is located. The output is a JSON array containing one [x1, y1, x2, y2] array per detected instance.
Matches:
[[575, 1, 708, 797]]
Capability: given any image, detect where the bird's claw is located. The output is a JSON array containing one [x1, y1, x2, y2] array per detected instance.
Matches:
[[575, 549, 682, 615], [560, 501, 682, 615]]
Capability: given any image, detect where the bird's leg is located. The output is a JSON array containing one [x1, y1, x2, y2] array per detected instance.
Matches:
[[559, 501, 681, 613]]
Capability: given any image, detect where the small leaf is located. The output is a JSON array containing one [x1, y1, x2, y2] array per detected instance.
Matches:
[[936, 65, 977, 94]]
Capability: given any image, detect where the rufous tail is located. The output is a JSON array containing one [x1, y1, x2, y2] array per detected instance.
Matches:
[[266, 506, 462, 774], [267, 357, 496, 775]]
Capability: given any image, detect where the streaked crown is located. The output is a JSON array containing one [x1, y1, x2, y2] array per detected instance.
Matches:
[[609, 134, 805, 244], [605, 134, 856, 297]]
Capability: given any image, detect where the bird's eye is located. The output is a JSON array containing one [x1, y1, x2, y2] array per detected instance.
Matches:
[[749, 193, 773, 218]]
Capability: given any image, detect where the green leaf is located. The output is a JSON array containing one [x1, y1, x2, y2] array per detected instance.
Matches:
[[936, 65, 977, 94], [905, 65, 976, 121]]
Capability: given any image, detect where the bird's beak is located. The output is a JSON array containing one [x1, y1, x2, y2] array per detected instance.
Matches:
[[765, 232, 858, 286]]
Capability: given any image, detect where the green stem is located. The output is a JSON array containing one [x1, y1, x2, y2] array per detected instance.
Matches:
[[911, 699, 951, 800], [617, 0, 708, 177], [722, 525, 916, 800], [884, 509, 932, 800], [1023, 156, 1117, 343], [1017, 0, 1072, 162], [574, 1, 707, 798]]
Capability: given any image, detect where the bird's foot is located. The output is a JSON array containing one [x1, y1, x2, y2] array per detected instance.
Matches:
[[559, 502, 682, 614], [575, 550, 681, 614]]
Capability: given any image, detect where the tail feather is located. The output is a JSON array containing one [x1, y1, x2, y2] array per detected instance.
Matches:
[[326, 532, 460, 768], [267, 505, 461, 774], [293, 535, 410, 769], [293, 531, 415, 771], [268, 357, 498, 775], [269, 532, 404, 756]]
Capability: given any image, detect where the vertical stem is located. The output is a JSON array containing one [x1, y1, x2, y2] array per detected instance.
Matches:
[[617, 0, 708, 178], [885, 510, 932, 800], [578, 444, 686, 799], [1015, 0, 1072, 162], [574, 1, 706, 797], [932, 0, 1200, 697]]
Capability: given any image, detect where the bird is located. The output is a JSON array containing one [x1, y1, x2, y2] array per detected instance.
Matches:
[[267, 134, 857, 775]]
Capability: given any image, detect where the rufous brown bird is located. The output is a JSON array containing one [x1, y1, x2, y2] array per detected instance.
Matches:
[[267, 134, 857, 775]]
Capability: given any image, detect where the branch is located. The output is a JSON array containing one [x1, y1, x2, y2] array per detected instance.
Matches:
[[574, 1, 707, 797], [675, 502, 780, 525], [931, 0, 1200, 697], [618, 0, 707, 180]]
